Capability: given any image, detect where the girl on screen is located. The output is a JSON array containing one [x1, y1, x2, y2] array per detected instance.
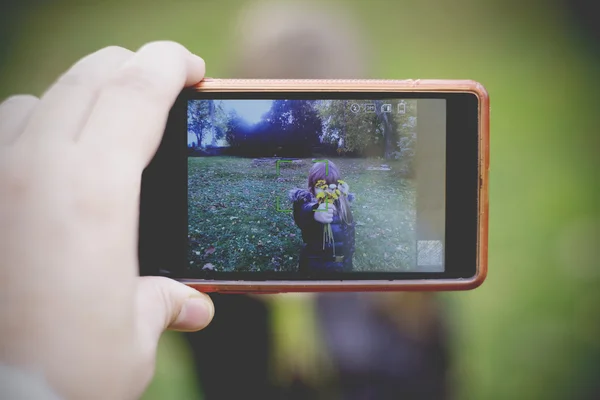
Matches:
[[289, 160, 356, 272]]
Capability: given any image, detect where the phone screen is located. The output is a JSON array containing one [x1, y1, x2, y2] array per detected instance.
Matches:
[[186, 98, 446, 274]]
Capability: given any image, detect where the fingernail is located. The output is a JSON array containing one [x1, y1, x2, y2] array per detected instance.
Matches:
[[172, 296, 214, 331]]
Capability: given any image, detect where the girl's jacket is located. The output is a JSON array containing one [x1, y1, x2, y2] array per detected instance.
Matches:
[[288, 188, 356, 272]]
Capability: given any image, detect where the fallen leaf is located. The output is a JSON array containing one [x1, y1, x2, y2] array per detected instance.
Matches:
[[205, 246, 216, 256], [202, 263, 215, 271]]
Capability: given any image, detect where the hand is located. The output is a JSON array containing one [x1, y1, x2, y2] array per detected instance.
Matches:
[[0, 42, 214, 400], [314, 203, 336, 224]]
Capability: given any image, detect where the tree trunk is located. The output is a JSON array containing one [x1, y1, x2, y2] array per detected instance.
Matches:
[[209, 100, 217, 147], [190, 101, 203, 149], [342, 100, 347, 151], [375, 100, 395, 159]]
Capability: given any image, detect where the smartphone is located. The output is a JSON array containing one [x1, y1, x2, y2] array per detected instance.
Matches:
[[138, 79, 489, 293]]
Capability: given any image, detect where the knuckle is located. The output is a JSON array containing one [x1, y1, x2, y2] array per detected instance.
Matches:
[[108, 40, 191, 95], [106, 61, 175, 99], [152, 277, 182, 329], [54, 46, 134, 89], [107, 62, 163, 96], [98, 45, 132, 58], [138, 40, 189, 57], [56, 65, 89, 87]]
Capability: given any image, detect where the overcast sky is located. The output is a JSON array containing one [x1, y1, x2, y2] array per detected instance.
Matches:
[[222, 100, 273, 124], [188, 99, 273, 146]]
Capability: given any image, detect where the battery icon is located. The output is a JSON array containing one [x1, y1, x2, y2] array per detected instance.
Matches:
[[398, 102, 406, 114]]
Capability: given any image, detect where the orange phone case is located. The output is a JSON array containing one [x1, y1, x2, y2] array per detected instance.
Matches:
[[182, 79, 489, 293]]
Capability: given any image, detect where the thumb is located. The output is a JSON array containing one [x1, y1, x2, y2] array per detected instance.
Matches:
[[136, 276, 215, 336]]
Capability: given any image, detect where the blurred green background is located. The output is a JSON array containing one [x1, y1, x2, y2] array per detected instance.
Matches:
[[1, 0, 598, 399]]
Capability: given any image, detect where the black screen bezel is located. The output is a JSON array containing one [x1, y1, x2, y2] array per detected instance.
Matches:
[[138, 89, 480, 281]]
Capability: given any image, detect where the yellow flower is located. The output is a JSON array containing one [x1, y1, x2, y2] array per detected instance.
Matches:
[[337, 180, 346, 185], [332, 193, 339, 200], [335, 189, 341, 196], [316, 192, 325, 199]]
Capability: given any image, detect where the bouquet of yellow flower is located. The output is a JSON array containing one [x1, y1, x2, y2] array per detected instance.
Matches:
[[314, 179, 350, 253]]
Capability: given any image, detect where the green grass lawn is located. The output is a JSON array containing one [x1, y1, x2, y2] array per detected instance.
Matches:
[[187, 156, 416, 272], [4, 1, 600, 399]]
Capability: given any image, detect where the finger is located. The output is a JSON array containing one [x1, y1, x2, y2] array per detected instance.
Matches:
[[0, 95, 38, 145], [18, 46, 134, 145], [136, 276, 214, 343], [79, 41, 205, 168]]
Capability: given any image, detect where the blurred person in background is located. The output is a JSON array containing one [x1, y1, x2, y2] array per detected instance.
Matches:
[[183, 2, 451, 399], [1, 0, 599, 399]]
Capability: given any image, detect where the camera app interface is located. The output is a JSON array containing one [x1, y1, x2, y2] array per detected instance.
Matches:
[[187, 98, 446, 273]]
